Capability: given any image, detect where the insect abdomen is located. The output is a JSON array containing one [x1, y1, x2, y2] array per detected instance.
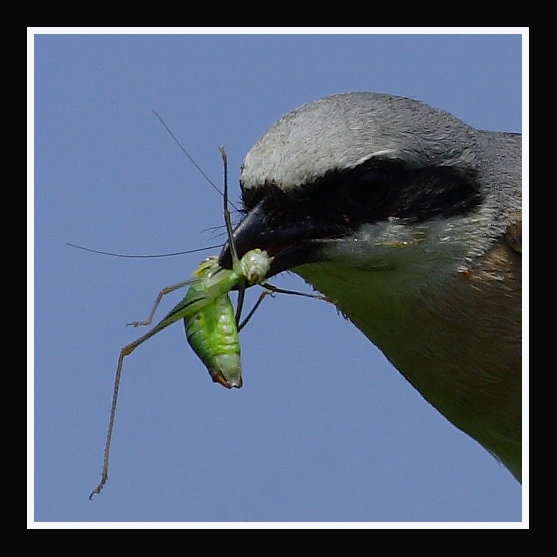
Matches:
[[184, 288, 242, 389]]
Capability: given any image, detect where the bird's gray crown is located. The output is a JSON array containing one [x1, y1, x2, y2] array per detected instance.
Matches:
[[240, 92, 480, 191]]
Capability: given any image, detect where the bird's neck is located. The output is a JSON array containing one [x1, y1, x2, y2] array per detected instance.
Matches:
[[295, 252, 521, 481]]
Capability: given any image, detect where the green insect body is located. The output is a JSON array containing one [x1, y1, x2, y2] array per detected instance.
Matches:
[[183, 258, 242, 389], [132, 249, 270, 349]]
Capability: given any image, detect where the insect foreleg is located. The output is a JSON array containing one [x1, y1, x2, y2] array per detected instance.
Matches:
[[237, 290, 275, 332], [236, 283, 329, 332], [236, 284, 328, 332], [234, 281, 247, 325], [127, 278, 199, 328], [261, 282, 329, 302]]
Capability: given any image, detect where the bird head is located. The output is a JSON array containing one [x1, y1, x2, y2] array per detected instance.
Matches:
[[219, 92, 522, 481]]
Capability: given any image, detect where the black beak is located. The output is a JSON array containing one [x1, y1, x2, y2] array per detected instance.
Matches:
[[218, 199, 324, 278]]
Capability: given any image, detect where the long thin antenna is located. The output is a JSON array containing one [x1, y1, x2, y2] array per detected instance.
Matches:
[[67, 242, 221, 258], [152, 110, 221, 195], [218, 146, 245, 324], [152, 110, 239, 212], [218, 147, 238, 262]]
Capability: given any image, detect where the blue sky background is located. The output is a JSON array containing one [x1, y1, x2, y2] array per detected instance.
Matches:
[[33, 32, 524, 524]]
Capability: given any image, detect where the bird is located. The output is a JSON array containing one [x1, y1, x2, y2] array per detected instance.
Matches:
[[218, 92, 522, 482]]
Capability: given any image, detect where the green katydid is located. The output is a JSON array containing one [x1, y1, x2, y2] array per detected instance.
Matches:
[[89, 135, 325, 499]]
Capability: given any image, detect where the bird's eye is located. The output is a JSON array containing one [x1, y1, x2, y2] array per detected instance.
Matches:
[[343, 169, 391, 210]]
